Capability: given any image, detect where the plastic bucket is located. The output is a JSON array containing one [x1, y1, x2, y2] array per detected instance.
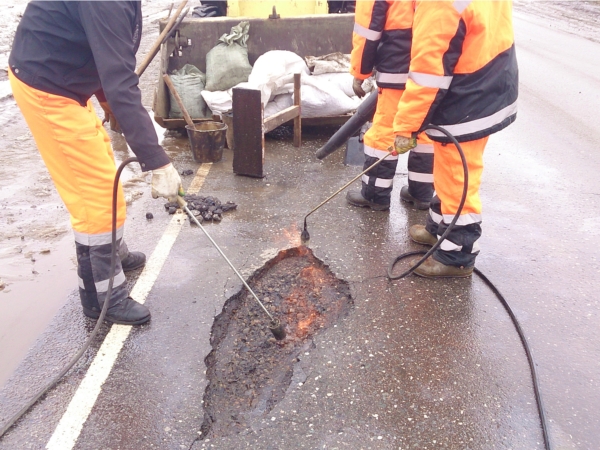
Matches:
[[185, 121, 227, 163]]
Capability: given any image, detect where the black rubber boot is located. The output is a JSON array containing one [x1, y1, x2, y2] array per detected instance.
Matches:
[[346, 190, 389, 211], [400, 186, 430, 210], [121, 251, 146, 272], [83, 296, 151, 325]]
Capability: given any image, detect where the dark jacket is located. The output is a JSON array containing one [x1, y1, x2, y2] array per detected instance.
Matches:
[[9, 1, 169, 171]]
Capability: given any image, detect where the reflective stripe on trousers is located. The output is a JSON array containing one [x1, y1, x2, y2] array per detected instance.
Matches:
[[425, 136, 488, 268]]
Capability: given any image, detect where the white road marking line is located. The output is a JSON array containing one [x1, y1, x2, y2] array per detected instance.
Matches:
[[46, 164, 212, 450]]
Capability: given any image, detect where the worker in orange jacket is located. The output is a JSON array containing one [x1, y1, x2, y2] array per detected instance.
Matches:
[[347, 0, 434, 211], [393, 0, 518, 277]]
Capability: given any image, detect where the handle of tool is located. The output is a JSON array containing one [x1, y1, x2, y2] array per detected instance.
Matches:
[[163, 74, 195, 128], [176, 197, 274, 321], [304, 152, 392, 221], [136, 0, 188, 77]]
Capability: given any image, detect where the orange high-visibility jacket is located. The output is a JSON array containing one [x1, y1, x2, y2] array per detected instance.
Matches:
[[350, 0, 416, 89], [393, 0, 518, 142]]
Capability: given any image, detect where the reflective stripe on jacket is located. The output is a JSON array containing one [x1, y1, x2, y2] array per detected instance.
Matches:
[[350, 0, 415, 90], [393, 0, 518, 143]]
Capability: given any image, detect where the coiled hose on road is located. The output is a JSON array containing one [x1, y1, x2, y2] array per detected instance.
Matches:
[[0, 157, 138, 440], [387, 125, 552, 450]]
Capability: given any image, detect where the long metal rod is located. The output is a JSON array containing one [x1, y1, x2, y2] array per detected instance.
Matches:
[[304, 151, 392, 223], [177, 197, 274, 321]]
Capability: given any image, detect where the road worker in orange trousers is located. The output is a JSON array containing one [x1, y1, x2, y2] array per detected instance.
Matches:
[[393, 0, 518, 277], [347, 0, 434, 211], [9, 1, 183, 324]]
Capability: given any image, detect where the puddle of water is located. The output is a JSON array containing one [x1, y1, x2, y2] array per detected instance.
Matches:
[[201, 246, 353, 440], [0, 233, 76, 387]]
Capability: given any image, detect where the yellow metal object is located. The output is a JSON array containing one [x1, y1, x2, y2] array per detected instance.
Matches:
[[227, 0, 328, 17]]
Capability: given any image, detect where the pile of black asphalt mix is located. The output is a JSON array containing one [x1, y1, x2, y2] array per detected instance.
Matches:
[[163, 194, 237, 222], [199, 246, 353, 440]]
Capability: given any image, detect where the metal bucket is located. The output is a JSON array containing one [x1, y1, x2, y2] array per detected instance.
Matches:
[[185, 121, 227, 163]]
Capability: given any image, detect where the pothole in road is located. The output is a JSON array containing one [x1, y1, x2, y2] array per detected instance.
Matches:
[[200, 246, 353, 440]]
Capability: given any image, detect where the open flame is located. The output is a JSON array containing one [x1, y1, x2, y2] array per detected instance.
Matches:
[[278, 223, 301, 248]]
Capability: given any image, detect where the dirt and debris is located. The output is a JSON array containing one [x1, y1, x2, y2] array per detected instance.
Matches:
[[180, 169, 194, 176], [145, 212, 154, 220], [200, 246, 353, 440], [164, 194, 237, 222]]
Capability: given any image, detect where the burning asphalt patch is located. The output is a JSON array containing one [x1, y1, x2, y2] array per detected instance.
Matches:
[[200, 246, 353, 440]]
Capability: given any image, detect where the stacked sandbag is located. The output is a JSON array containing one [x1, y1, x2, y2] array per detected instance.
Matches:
[[201, 50, 373, 120], [168, 64, 211, 119], [204, 21, 253, 92]]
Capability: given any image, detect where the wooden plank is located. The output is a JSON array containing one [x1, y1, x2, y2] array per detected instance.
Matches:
[[232, 88, 264, 178], [293, 73, 301, 147], [263, 106, 300, 134]]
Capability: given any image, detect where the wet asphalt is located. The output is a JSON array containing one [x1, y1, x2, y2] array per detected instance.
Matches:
[[1, 9, 600, 450]]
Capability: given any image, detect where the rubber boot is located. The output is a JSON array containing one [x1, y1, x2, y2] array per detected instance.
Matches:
[[121, 251, 146, 272], [400, 186, 431, 210], [83, 297, 151, 325], [346, 190, 390, 211], [118, 240, 146, 272], [409, 224, 438, 246], [412, 256, 473, 278]]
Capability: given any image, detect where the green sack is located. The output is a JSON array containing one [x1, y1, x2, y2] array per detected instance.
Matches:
[[168, 64, 210, 119], [205, 21, 252, 92]]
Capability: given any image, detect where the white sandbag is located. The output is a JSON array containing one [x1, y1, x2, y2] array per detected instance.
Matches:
[[264, 94, 294, 118], [201, 90, 232, 116], [300, 76, 361, 118], [311, 73, 376, 98], [247, 50, 310, 106], [305, 52, 351, 75]]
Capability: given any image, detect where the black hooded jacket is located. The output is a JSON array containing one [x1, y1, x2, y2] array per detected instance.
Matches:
[[9, 1, 169, 171]]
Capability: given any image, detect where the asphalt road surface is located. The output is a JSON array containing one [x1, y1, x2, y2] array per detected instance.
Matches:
[[1, 5, 599, 450]]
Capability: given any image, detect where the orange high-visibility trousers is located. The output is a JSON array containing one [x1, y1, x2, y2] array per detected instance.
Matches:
[[10, 70, 129, 310], [9, 70, 126, 237]]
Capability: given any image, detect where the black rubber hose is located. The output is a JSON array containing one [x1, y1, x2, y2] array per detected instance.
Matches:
[[474, 267, 551, 449], [315, 90, 377, 160], [386, 126, 552, 450], [0, 157, 138, 440]]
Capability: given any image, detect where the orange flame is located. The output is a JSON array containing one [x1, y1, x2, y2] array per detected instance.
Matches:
[[278, 223, 301, 248]]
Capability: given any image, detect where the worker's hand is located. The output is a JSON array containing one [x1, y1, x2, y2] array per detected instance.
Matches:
[[99, 101, 122, 132], [352, 77, 366, 98], [151, 163, 184, 202], [99, 101, 114, 125], [392, 135, 417, 156]]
